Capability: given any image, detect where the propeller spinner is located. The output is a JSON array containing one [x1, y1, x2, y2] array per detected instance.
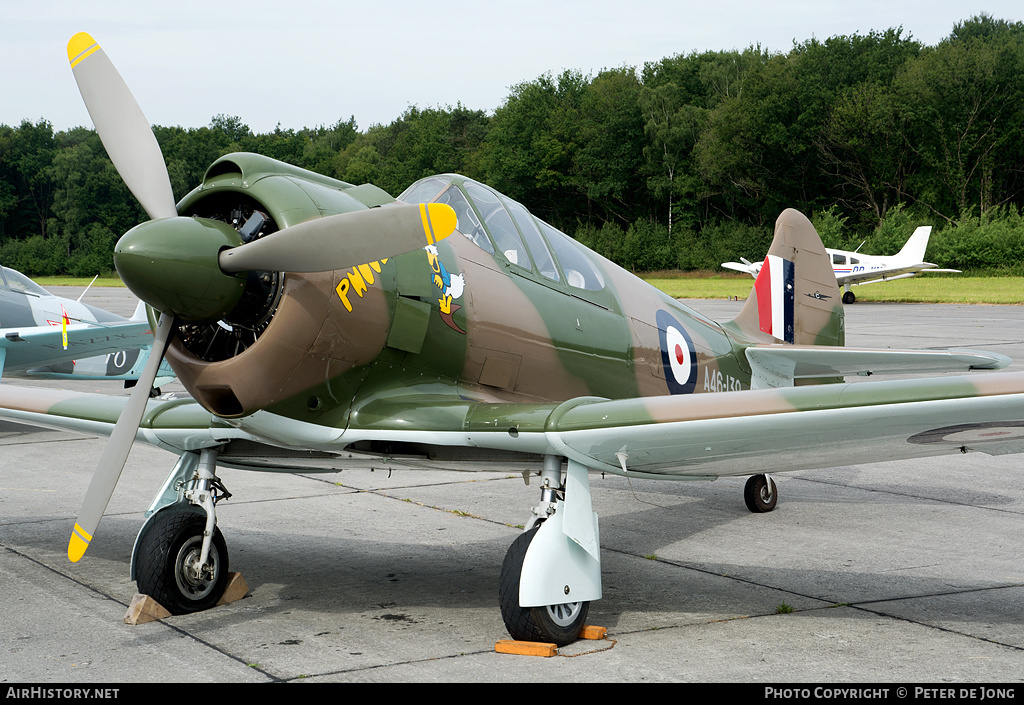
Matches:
[[64, 33, 456, 562]]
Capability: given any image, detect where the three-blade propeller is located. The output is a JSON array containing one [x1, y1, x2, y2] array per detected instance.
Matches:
[[64, 32, 456, 562]]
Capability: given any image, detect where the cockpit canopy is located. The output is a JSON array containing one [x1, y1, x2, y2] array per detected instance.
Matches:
[[398, 175, 604, 291], [0, 267, 51, 297]]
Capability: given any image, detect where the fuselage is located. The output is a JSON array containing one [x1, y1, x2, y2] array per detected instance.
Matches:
[[162, 158, 754, 427]]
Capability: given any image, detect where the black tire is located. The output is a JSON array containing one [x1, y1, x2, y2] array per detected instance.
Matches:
[[842, 291, 855, 304], [744, 474, 778, 513], [136, 509, 229, 614], [498, 527, 589, 646]]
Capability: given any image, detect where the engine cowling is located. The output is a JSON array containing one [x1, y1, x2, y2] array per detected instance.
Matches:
[[161, 153, 395, 417]]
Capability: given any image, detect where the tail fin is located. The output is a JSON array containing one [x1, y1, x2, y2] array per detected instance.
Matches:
[[725, 209, 844, 347], [130, 300, 148, 322], [895, 226, 932, 263]]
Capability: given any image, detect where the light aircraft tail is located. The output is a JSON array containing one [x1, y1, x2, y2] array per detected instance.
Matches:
[[130, 300, 148, 321], [895, 226, 932, 263], [725, 209, 844, 347]]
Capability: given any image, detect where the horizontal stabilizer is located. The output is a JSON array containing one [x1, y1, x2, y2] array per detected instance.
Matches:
[[745, 345, 1010, 389], [722, 260, 760, 277]]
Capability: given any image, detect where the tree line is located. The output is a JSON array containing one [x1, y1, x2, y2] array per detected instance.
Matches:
[[2, 13, 1024, 276]]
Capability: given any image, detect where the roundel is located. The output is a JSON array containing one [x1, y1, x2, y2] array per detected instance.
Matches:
[[908, 421, 1024, 446], [657, 309, 697, 394]]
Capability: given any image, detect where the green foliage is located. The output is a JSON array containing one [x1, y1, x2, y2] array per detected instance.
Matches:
[[811, 205, 851, 250], [337, 106, 488, 196], [3, 15, 1024, 276], [863, 203, 920, 256], [623, 220, 674, 271], [930, 206, 1024, 274]]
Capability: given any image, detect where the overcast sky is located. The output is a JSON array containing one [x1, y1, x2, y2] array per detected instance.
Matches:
[[3, 1, 1022, 135]]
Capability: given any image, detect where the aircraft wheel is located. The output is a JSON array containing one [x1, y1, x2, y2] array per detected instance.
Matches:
[[744, 474, 777, 513], [498, 526, 589, 645], [135, 508, 229, 614], [842, 291, 855, 304]]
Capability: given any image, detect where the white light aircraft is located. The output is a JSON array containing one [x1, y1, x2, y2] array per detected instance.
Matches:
[[723, 226, 960, 303]]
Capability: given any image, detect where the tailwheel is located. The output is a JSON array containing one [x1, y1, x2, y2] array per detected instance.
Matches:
[[135, 508, 229, 614], [498, 526, 590, 646], [744, 474, 777, 513]]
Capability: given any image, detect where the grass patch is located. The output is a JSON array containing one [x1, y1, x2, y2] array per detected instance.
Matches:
[[33, 274, 126, 288], [642, 272, 1024, 304]]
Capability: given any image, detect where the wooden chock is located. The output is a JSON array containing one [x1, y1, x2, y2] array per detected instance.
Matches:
[[578, 624, 607, 640], [124, 594, 171, 625], [216, 572, 249, 606], [494, 639, 558, 657]]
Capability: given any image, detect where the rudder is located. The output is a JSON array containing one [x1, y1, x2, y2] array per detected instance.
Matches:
[[726, 209, 844, 347], [895, 226, 932, 263]]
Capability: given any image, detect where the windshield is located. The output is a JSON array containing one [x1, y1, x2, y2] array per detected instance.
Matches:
[[397, 176, 451, 206]]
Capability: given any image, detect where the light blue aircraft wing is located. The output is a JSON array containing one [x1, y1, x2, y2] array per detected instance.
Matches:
[[0, 320, 155, 380]]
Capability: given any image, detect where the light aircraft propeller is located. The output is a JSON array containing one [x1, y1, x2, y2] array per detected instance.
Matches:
[[64, 32, 456, 562]]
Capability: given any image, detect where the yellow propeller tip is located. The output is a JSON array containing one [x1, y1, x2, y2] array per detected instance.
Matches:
[[67, 32, 99, 68], [68, 523, 92, 562], [421, 203, 457, 245]]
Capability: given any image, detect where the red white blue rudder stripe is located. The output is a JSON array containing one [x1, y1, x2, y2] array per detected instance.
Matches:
[[754, 254, 795, 343]]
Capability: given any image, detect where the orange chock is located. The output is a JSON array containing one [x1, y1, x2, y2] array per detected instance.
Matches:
[[494, 639, 558, 657]]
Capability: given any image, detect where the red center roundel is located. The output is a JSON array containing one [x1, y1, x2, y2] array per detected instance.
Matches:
[[675, 344, 685, 366]]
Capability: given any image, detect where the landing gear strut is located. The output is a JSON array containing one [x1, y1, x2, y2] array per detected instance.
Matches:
[[498, 456, 601, 645], [133, 448, 232, 614]]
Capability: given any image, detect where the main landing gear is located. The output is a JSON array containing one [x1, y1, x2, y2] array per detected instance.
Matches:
[[842, 288, 856, 304], [498, 455, 602, 645], [132, 448, 233, 614]]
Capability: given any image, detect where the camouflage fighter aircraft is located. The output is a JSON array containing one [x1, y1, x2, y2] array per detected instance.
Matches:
[[2, 33, 1024, 647], [0, 264, 173, 386]]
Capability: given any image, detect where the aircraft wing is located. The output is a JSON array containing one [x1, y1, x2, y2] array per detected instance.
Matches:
[[0, 385, 252, 452], [0, 320, 155, 379], [835, 263, 960, 286], [532, 371, 1024, 479], [3, 370, 1024, 483], [302, 370, 1024, 479]]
